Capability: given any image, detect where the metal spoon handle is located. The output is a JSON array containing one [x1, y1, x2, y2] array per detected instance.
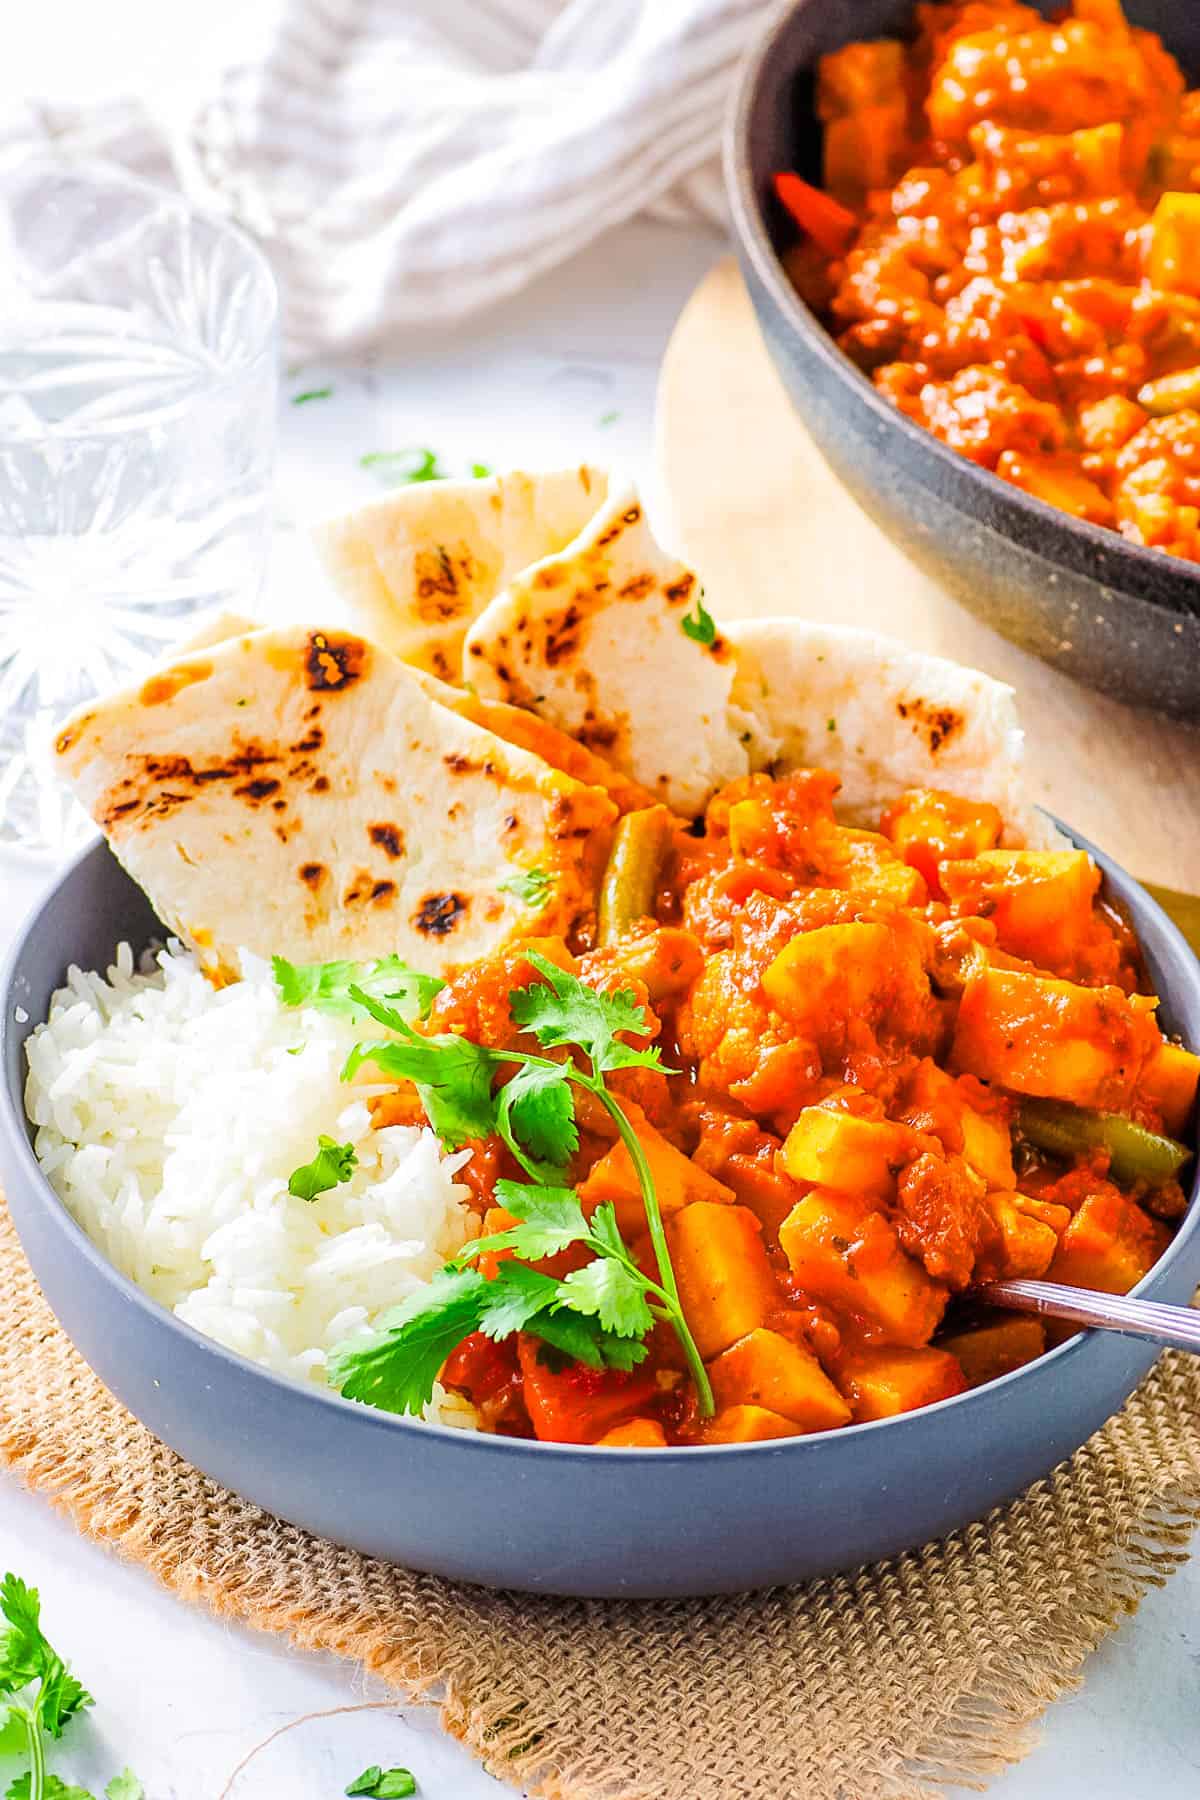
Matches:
[[978, 1279, 1200, 1355]]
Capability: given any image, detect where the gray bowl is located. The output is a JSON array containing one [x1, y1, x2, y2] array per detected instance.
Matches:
[[1, 837, 1198, 1597], [726, 0, 1200, 717]]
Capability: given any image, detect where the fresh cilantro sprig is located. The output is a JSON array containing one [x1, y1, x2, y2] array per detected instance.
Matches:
[[288, 1136, 358, 1202], [332, 952, 714, 1417], [272, 955, 444, 1025], [497, 866, 555, 911], [681, 590, 717, 647], [0, 1575, 141, 1800], [346, 1767, 416, 1798]]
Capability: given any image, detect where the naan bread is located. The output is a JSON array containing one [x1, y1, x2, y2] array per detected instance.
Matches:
[[313, 466, 609, 682], [462, 488, 762, 816], [55, 625, 616, 977], [728, 619, 1057, 847]]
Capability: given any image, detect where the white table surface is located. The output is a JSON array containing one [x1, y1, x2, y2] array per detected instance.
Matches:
[[4, 28, 1200, 1792]]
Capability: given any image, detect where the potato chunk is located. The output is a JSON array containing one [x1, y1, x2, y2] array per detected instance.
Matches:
[[710, 1328, 852, 1430], [940, 849, 1099, 966], [950, 964, 1160, 1109], [838, 1346, 967, 1421], [595, 1419, 668, 1448], [668, 1202, 780, 1360], [779, 1189, 947, 1347], [702, 1405, 803, 1443], [1048, 1188, 1171, 1294], [1137, 1040, 1200, 1136], [779, 1104, 913, 1197], [938, 1316, 1046, 1388], [580, 1115, 734, 1240]]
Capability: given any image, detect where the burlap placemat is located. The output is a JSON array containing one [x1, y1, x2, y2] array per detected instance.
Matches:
[[2, 1200, 1198, 1800]]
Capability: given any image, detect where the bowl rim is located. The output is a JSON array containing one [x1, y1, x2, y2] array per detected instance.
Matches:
[[2, 831, 1198, 1466], [722, 0, 1200, 613]]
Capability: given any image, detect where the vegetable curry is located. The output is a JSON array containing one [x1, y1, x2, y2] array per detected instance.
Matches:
[[776, 0, 1200, 562], [337, 771, 1198, 1447]]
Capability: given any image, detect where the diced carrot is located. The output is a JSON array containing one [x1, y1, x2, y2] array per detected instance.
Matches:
[[668, 1203, 781, 1361], [838, 1345, 966, 1421], [595, 1419, 668, 1448], [937, 1315, 1046, 1387], [517, 1336, 660, 1445], [779, 1189, 948, 1347], [773, 172, 859, 257], [701, 1405, 803, 1444], [709, 1328, 851, 1430]]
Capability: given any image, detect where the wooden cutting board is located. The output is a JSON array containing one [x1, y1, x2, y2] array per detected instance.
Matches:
[[655, 258, 1200, 896]]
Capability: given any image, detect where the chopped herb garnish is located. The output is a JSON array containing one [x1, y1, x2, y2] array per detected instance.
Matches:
[[288, 1136, 358, 1202], [597, 410, 621, 427], [360, 448, 447, 485], [272, 955, 444, 1024], [345, 1769, 417, 1799], [681, 592, 717, 647], [332, 952, 714, 1417], [827, 717, 837, 732], [497, 866, 555, 911], [470, 462, 492, 478], [292, 386, 332, 405]]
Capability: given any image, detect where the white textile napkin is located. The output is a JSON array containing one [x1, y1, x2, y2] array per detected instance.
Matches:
[[8, 0, 774, 355]]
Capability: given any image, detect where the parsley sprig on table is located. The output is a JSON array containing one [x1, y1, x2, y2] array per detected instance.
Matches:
[[0, 1574, 141, 1800], [331, 951, 714, 1417]]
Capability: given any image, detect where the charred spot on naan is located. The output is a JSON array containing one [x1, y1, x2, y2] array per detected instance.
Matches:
[[415, 892, 469, 937], [302, 631, 368, 692], [895, 696, 966, 758]]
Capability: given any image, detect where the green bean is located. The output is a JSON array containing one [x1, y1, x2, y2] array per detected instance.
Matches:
[[597, 806, 673, 946], [1018, 1098, 1191, 1187]]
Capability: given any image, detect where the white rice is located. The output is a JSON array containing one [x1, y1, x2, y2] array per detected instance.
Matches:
[[23, 943, 480, 1427]]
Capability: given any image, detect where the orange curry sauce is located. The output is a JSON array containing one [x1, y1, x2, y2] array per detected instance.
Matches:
[[779, 0, 1200, 562], [374, 772, 1198, 1446]]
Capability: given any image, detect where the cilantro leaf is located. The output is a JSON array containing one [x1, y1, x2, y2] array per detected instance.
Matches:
[[0, 1575, 45, 1695], [360, 447, 446, 485], [0, 1576, 90, 1736], [288, 1136, 358, 1202], [330, 1269, 489, 1414], [475, 1263, 565, 1340], [7, 1776, 96, 1800], [344, 1030, 498, 1148], [495, 1062, 577, 1177], [274, 956, 443, 1024], [346, 1769, 417, 1798], [292, 386, 332, 404], [558, 1258, 655, 1339], [508, 952, 665, 1076], [528, 1308, 649, 1371], [105, 1776, 144, 1800], [457, 1180, 590, 1263], [470, 462, 492, 479], [681, 591, 717, 647], [497, 867, 555, 911]]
